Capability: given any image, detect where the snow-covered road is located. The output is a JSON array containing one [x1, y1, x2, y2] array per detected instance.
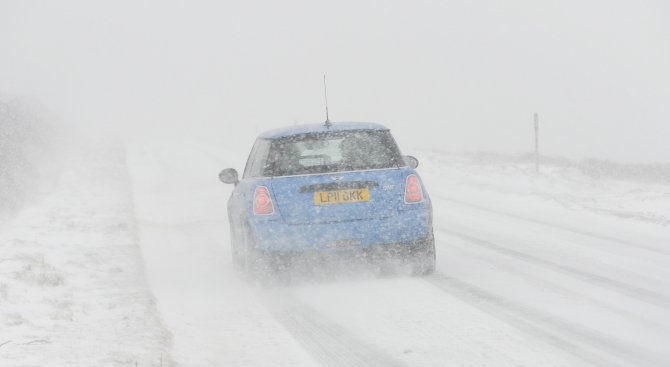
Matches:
[[126, 137, 670, 367]]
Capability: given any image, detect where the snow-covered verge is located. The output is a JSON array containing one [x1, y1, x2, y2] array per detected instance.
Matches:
[[419, 150, 670, 229], [0, 137, 173, 366]]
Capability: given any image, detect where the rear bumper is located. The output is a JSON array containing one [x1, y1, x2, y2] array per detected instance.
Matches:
[[249, 208, 431, 252], [256, 236, 434, 271]]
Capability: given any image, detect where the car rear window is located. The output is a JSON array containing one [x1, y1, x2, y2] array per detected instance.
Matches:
[[261, 130, 404, 177]]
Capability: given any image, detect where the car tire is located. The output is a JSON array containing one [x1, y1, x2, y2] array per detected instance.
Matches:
[[411, 233, 436, 276], [230, 224, 245, 271], [240, 222, 273, 279]]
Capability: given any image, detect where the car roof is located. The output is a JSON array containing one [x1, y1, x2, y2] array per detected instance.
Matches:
[[258, 122, 390, 139]]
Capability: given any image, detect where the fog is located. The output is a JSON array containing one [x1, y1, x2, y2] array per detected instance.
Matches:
[[1, 0, 669, 162], [4, 3, 670, 366]]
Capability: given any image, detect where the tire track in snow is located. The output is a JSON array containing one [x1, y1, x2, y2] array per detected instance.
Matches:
[[438, 196, 670, 257], [424, 273, 665, 367], [438, 227, 670, 310], [261, 290, 408, 367], [441, 236, 670, 334]]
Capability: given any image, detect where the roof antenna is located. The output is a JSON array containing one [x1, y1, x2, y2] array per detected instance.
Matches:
[[323, 74, 332, 128]]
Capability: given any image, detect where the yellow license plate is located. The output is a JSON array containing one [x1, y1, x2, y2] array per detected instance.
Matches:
[[313, 188, 370, 205]]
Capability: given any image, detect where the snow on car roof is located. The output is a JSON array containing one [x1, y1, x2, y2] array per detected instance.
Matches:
[[258, 122, 390, 139]]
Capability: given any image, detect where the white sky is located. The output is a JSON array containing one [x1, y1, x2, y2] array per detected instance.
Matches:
[[1, 0, 669, 162]]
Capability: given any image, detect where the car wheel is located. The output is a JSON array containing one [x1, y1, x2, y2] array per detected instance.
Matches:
[[230, 224, 245, 271], [240, 223, 272, 279], [411, 233, 436, 276]]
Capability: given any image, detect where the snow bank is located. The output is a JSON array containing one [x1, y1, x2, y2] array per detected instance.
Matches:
[[0, 136, 173, 366], [418, 149, 670, 229], [444, 150, 670, 184]]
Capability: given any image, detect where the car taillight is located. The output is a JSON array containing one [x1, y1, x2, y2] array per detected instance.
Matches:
[[404, 174, 424, 203], [254, 186, 274, 215]]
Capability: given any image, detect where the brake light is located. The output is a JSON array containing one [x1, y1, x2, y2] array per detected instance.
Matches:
[[404, 174, 424, 203], [253, 186, 274, 215]]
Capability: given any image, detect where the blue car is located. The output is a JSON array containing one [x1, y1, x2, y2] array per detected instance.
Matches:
[[219, 122, 435, 276]]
